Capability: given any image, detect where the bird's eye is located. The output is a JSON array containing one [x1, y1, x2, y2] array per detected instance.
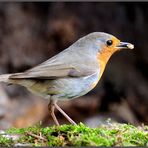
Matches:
[[106, 40, 113, 46]]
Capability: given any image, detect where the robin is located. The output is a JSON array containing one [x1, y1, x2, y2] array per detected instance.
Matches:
[[0, 32, 134, 126]]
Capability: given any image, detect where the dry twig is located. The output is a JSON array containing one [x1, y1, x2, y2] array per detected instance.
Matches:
[[25, 131, 47, 142]]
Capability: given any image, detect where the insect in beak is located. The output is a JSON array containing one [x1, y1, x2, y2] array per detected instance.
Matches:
[[116, 42, 134, 50]]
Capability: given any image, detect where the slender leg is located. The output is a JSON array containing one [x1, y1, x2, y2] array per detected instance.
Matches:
[[48, 101, 60, 126], [54, 102, 77, 125]]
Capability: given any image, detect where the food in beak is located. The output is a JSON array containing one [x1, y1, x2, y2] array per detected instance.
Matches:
[[116, 42, 134, 49]]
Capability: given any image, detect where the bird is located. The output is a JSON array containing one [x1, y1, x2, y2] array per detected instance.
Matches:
[[0, 32, 134, 126]]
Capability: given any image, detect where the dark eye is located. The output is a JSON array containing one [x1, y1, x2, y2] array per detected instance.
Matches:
[[106, 40, 113, 46]]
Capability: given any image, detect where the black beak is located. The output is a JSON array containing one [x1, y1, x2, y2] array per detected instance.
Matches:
[[116, 42, 134, 50]]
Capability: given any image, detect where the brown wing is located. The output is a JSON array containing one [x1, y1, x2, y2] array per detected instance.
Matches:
[[9, 47, 97, 79], [9, 63, 74, 79], [9, 61, 95, 79]]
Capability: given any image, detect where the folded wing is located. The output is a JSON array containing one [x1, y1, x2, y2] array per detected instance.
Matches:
[[10, 59, 95, 79]]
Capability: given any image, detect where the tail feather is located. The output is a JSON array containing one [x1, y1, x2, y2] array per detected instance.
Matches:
[[0, 74, 12, 83], [0, 73, 35, 87]]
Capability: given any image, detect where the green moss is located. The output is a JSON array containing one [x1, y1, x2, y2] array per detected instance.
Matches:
[[0, 122, 147, 146], [0, 135, 14, 147]]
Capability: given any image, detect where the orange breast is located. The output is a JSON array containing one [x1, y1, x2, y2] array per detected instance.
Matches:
[[96, 46, 116, 81]]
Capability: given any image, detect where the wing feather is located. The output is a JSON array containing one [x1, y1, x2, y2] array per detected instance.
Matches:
[[9, 49, 97, 79], [10, 61, 95, 79]]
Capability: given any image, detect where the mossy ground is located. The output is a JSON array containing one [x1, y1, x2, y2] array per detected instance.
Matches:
[[0, 122, 148, 146]]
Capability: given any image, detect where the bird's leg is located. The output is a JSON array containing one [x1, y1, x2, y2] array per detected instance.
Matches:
[[48, 100, 60, 126], [54, 102, 77, 125]]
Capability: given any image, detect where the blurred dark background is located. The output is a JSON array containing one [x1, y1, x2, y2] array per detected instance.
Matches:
[[0, 2, 147, 129]]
